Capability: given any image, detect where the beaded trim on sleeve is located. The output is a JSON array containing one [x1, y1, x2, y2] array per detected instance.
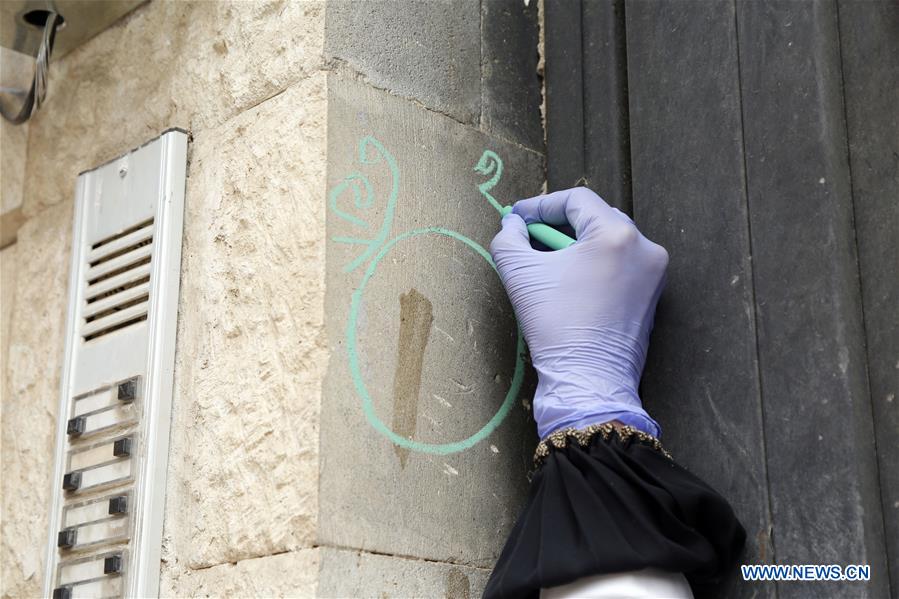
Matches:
[[533, 422, 673, 468]]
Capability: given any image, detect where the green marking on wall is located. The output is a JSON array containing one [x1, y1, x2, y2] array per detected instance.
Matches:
[[329, 137, 524, 455]]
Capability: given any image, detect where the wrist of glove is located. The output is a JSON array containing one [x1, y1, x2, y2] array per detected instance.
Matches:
[[489, 187, 668, 440], [530, 322, 661, 439]]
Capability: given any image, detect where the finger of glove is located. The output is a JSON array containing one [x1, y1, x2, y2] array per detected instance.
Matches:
[[611, 206, 635, 225], [489, 212, 532, 264], [511, 187, 614, 239]]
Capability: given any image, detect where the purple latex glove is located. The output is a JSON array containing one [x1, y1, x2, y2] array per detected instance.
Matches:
[[489, 187, 669, 439]]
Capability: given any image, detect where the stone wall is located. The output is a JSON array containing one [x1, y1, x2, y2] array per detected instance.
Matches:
[[1, 1, 328, 596], [318, 0, 544, 594], [1, 1, 542, 596]]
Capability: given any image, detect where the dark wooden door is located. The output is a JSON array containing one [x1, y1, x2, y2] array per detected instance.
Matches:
[[545, 2, 898, 598]]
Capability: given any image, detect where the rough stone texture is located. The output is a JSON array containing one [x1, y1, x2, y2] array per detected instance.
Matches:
[[1, 0, 547, 595], [159, 548, 320, 598], [22, 0, 325, 219], [326, 0, 481, 124], [318, 546, 491, 598], [0, 201, 72, 599], [160, 75, 328, 571], [2, 0, 329, 592], [0, 110, 27, 214], [326, 0, 542, 151], [479, 0, 543, 152], [320, 75, 543, 568], [0, 244, 16, 360]]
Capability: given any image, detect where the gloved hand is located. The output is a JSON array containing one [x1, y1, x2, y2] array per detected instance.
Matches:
[[489, 187, 669, 439]]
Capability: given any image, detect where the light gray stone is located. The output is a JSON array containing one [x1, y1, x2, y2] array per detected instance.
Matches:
[[325, 0, 481, 124], [0, 107, 27, 215], [159, 548, 320, 598], [0, 202, 72, 598], [161, 74, 328, 570], [318, 546, 490, 599], [320, 75, 543, 568]]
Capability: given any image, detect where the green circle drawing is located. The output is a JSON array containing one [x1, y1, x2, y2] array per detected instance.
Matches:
[[346, 226, 526, 454]]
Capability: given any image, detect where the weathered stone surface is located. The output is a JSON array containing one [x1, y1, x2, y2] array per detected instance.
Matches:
[[480, 0, 543, 151], [544, 0, 585, 192], [23, 0, 325, 218], [5, 0, 331, 590], [159, 75, 328, 571], [0, 103, 27, 214], [326, 0, 481, 125], [159, 548, 319, 598], [318, 546, 490, 598], [2, 1, 548, 595], [326, 0, 542, 150], [0, 201, 72, 598], [0, 244, 16, 361], [581, 0, 631, 211], [320, 75, 543, 568], [545, 0, 632, 210]]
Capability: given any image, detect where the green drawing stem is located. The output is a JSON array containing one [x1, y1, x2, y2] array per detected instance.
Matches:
[[475, 150, 576, 251], [500, 205, 576, 250]]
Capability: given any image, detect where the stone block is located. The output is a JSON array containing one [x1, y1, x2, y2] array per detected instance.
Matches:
[[325, 0, 481, 125], [0, 202, 72, 598], [480, 0, 543, 151], [318, 546, 490, 598], [159, 548, 319, 598], [319, 75, 543, 568], [326, 0, 542, 151], [160, 74, 328, 570]]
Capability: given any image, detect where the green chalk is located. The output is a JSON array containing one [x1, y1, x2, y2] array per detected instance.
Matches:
[[500, 205, 576, 250]]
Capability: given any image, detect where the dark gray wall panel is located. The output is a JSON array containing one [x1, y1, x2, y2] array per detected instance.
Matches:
[[544, 0, 585, 191], [737, 1, 888, 596], [545, 0, 631, 212], [480, 0, 543, 152], [582, 0, 631, 213], [838, 0, 899, 593], [626, 2, 773, 597]]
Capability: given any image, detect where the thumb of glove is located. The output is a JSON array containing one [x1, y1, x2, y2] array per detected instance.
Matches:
[[489, 213, 532, 266]]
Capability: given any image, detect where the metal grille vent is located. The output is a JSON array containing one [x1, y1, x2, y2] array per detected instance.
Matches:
[[46, 129, 187, 599], [82, 218, 154, 341]]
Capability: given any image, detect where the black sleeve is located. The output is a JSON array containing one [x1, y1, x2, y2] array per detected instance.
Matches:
[[483, 424, 746, 599]]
